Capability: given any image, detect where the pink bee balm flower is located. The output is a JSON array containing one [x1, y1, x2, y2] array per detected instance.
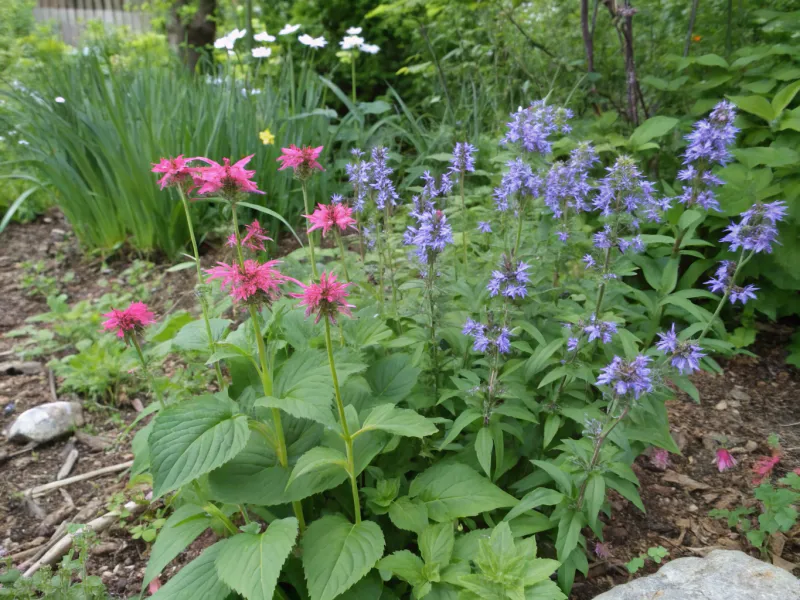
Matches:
[[304, 203, 357, 238], [102, 302, 156, 339], [147, 578, 161, 595], [593, 542, 612, 559], [290, 271, 355, 324], [752, 453, 780, 484], [193, 155, 264, 197], [714, 448, 737, 473], [276, 145, 324, 178], [151, 155, 197, 190], [650, 448, 671, 471], [226, 220, 272, 252], [206, 259, 288, 303]]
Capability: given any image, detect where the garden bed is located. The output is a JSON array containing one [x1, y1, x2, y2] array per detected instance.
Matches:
[[1, 212, 798, 599]]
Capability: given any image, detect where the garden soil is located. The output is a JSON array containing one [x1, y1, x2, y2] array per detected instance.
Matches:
[[1, 212, 798, 599]]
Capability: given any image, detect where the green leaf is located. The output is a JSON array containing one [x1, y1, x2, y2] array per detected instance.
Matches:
[[475, 428, 493, 478], [365, 354, 420, 404], [256, 395, 335, 427], [531, 460, 573, 496], [772, 80, 800, 117], [215, 518, 298, 600], [504, 488, 564, 522], [173, 319, 231, 351], [728, 95, 774, 122], [377, 551, 426, 587], [419, 523, 455, 567], [629, 116, 678, 147], [659, 257, 680, 295], [359, 100, 392, 115], [151, 542, 230, 600], [584, 474, 605, 529], [606, 475, 645, 512], [438, 409, 481, 449], [555, 511, 584, 561], [358, 404, 438, 438], [389, 497, 429, 534], [265, 349, 337, 426], [288, 447, 349, 486], [732, 146, 800, 168], [527, 579, 567, 600], [302, 515, 385, 600], [409, 464, 517, 522], [695, 53, 729, 68], [542, 414, 561, 450], [149, 394, 249, 497], [142, 504, 212, 590]]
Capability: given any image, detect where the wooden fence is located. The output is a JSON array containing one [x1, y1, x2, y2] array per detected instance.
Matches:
[[33, 0, 152, 45]]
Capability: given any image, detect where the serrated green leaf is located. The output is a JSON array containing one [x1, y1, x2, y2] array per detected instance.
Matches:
[[409, 464, 516, 522], [151, 542, 230, 600], [256, 395, 335, 427], [389, 497, 429, 534], [419, 523, 455, 567], [215, 518, 298, 600], [149, 394, 249, 497], [302, 515, 385, 600], [358, 404, 438, 438], [365, 354, 421, 404], [475, 428, 493, 477], [142, 504, 212, 591], [377, 550, 426, 587], [173, 319, 231, 351], [287, 446, 349, 487]]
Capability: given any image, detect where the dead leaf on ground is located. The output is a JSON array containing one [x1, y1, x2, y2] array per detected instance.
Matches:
[[662, 470, 711, 491]]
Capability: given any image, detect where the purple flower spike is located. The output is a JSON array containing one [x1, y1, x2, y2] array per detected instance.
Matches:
[[596, 355, 653, 399]]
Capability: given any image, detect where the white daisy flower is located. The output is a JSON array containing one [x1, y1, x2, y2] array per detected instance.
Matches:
[[229, 28, 247, 40], [298, 34, 327, 48], [279, 24, 301, 36], [214, 36, 235, 50], [251, 46, 272, 58], [346, 27, 363, 35], [360, 43, 380, 54], [18, 140, 29, 146], [254, 31, 276, 43], [55, 97, 66, 103], [340, 35, 365, 50]]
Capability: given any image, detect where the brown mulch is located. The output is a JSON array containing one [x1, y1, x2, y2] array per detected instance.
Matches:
[[1, 212, 798, 599]]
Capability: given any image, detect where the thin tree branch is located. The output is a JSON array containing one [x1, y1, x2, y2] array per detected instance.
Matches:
[[683, 0, 700, 57], [502, 9, 555, 57]]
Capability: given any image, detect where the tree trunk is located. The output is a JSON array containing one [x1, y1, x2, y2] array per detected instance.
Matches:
[[581, 0, 595, 75], [169, 0, 217, 72], [609, 1, 641, 125]]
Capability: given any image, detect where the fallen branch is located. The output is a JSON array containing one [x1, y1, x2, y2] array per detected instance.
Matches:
[[23, 500, 144, 578], [57, 448, 79, 480], [0, 442, 38, 464], [23, 460, 133, 498]]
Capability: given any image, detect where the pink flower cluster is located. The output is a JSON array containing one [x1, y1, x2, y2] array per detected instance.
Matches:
[[102, 302, 156, 339], [276, 145, 324, 178], [151, 155, 263, 198], [305, 203, 357, 237], [227, 220, 272, 252], [714, 448, 737, 473], [206, 259, 289, 303], [291, 271, 354, 324]]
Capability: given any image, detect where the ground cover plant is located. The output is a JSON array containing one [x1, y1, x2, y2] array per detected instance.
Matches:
[[87, 93, 789, 600]]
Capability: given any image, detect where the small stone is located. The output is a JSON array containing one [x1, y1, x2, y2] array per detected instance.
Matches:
[[730, 387, 750, 402], [0, 361, 43, 376], [51, 228, 67, 237], [6, 402, 84, 443], [101, 571, 113, 581], [715, 401, 728, 411], [592, 549, 800, 600], [745, 441, 758, 452], [688, 504, 699, 513]]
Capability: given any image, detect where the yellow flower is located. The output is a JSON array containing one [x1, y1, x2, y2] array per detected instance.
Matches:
[[259, 128, 275, 145]]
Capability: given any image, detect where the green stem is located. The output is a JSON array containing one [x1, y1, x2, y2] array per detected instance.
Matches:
[[131, 336, 164, 410], [460, 171, 468, 272], [335, 231, 350, 281], [203, 503, 238, 536], [351, 54, 357, 105], [576, 403, 630, 509], [696, 248, 749, 343], [376, 222, 385, 314], [425, 257, 439, 403], [513, 197, 528, 258], [301, 181, 318, 278], [383, 205, 398, 314], [177, 186, 224, 389], [324, 319, 361, 523], [593, 246, 612, 316]]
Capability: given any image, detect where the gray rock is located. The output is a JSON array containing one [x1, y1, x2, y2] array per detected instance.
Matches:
[[6, 401, 84, 443], [0, 361, 43, 376], [594, 550, 800, 600]]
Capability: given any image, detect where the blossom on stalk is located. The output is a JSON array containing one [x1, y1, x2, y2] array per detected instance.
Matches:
[[254, 31, 276, 43], [752, 454, 780, 484], [305, 203, 357, 237], [501, 100, 572, 154], [340, 35, 365, 50], [102, 302, 155, 339], [206, 259, 288, 303], [705, 260, 758, 304], [251, 46, 272, 58], [227, 219, 271, 252], [656, 324, 705, 374], [487, 255, 529, 299], [151, 155, 197, 190], [448, 142, 477, 176], [403, 207, 453, 264], [346, 27, 362, 35], [369, 147, 399, 210], [463, 318, 512, 355], [593, 225, 645, 254], [259, 128, 275, 145], [279, 24, 301, 36], [493, 158, 541, 212], [721, 200, 787, 254], [360, 44, 380, 54], [421, 170, 453, 200], [714, 448, 737, 473], [346, 149, 371, 212], [543, 142, 596, 229], [298, 34, 326, 48], [193, 155, 263, 197], [291, 271, 354, 324], [593, 155, 664, 222], [583, 315, 618, 344], [477, 221, 492, 233], [596, 355, 653, 399], [276, 145, 324, 179], [677, 100, 739, 211]]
